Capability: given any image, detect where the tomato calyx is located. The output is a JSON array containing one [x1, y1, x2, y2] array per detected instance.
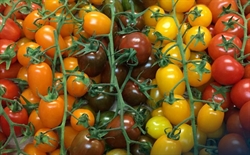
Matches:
[[221, 15, 240, 31], [75, 38, 100, 56], [188, 6, 203, 22], [217, 34, 237, 52], [165, 127, 181, 141], [115, 48, 138, 66], [130, 78, 156, 100], [34, 131, 54, 146], [0, 44, 16, 70], [219, 4, 233, 18], [210, 83, 231, 100], [7, 100, 23, 113], [0, 85, 5, 96], [24, 46, 44, 64], [207, 102, 227, 113], [188, 59, 211, 81]]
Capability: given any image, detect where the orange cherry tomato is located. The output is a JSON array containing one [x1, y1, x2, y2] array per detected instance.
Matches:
[[70, 108, 95, 131]]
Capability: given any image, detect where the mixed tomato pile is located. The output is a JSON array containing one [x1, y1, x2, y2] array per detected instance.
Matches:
[[0, 0, 250, 154]]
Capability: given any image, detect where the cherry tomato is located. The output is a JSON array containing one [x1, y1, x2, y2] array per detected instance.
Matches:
[[28, 109, 45, 133], [150, 134, 182, 155], [187, 59, 211, 87], [208, 0, 239, 24], [63, 125, 79, 149], [23, 10, 48, 40], [20, 87, 41, 106], [143, 5, 165, 27], [66, 71, 90, 97], [188, 4, 212, 27], [218, 133, 250, 155], [243, 64, 250, 79], [70, 108, 95, 131], [0, 79, 20, 107], [0, 62, 22, 79], [104, 114, 141, 148], [83, 11, 111, 35], [239, 101, 250, 132], [206, 122, 226, 139], [178, 124, 194, 153], [33, 128, 59, 153], [0, 17, 21, 41], [44, 0, 63, 13], [184, 26, 212, 52], [158, 0, 195, 13], [0, 39, 17, 66], [27, 62, 53, 97], [0, 106, 28, 137], [230, 78, 250, 109], [23, 143, 46, 155], [208, 33, 242, 60], [214, 13, 244, 39], [146, 116, 172, 139], [69, 129, 105, 155], [162, 94, 191, 125], [155, 64, 186, 96], [61, 56, 79, 73], [197, 103, 224, 133], [35, 25, 67, 58], [38, 95, 64, 128], [211, 55, 244, 85], [119, 10, 145, 31]]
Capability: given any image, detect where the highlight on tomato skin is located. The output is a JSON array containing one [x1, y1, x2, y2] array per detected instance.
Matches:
[[1, 0, 250, 154]]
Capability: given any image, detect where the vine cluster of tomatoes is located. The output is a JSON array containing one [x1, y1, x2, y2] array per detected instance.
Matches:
[[0, 0, 250, 155]]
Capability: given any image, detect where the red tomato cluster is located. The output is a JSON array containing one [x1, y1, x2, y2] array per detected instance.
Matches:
[[0, 0, 250, 155]]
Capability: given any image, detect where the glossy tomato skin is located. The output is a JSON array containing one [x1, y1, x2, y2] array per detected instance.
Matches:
[[239, 101, 250, 132], [197, 104, 224, 133], [122, 79, 148, 107], [28, 109, 45, 133], [23, 143, 46, 155], [119, 10, 145, 31], [218, 133, 250, 155], [131, 53, 159, 79], [150, 134, 182, 155], [77, 42, 107, 77], [208, 33, 242, 60], [130, 135, 155, 155], [0, 106, 28, 137], [118, 32, 152, 65], [156, 64, 185, 96], [230, 78, 250, 109], [208, 0, 239, 24], [202, 82, 232, 109], [0, 79, 20, 107], [211, 55, 244, 85], [84, 86, 115, 112], [27, 62, 53, 97], [105, 114, 141, 148], [0, 17, 21, 41], [69, 129, 105, 155], [0, 39, 17, 65], [214, 14, 244, 39], [0, 62, 22, 79]]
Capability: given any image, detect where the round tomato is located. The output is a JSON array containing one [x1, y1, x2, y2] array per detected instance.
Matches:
[[83, 11, 111, 35], [230, 78, 250, 109], [208, 0, 239, 24], [218, 133, 250, 155], [70, 108, 95, 131], [143, 5, 165, 27], [243, 64, 250, 78], [118, 32, 152, 65], [66, 71, 90, 97], [61, 56, 79, 73], [150, 134, 182, 155], [214, 13, 244, 39], [0, 79, 20, 107], [188, 4, 212, 27], [208, 33, 242, 60], [69, 129, 105, 155], [17, 66, 28, 81], [104, 114, 141, 148], [184, 26, 212, 52], [178, 124, 194, 153], [0, 39, 17, 67], [63, 125, 79, 149], [0, 106, 28, 137], [27, 62, 53, 97], [162, 94, 191, 125], [23, 143, 46, 155], [0, 17, 21, 41], [38, 95, 64, 128], [0, 62, 22, 79], [44, 0, 63, 13], [146, 116, 172, 139], [158, 0, 195, 13], [33, 128, 59, 153], [161, 42, 190, 67], [155, 64, 185, 96], [197, 103, 224, 133], [211, 55, 244, 85], [35, 25, 67, 58], [187, 59, 211, 87]]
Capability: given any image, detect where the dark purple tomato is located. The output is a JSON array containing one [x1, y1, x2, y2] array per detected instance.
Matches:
[[118, 10, 145, 31], [104, 114, 141, 148], [218, 133, 250, 155], [84, 86, 116, 112], [101, 62, 128, 86], [77, 41, 107, 77], [131, 52, 159, 79], [122, 79, 148, 107], [118, 32, 152, 65], [130, 135, 155, 155]]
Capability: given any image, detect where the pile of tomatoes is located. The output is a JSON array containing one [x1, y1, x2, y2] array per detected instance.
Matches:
[[0, 0, 250, 154]]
